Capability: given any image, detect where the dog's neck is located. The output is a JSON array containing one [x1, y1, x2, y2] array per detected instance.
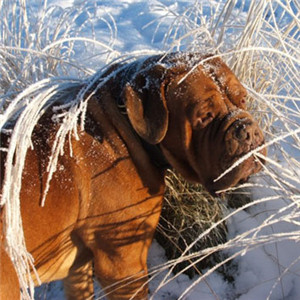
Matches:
[[139, 139, 171, 170], [98, 61, 171, 171], [111, 92, 170, 171]]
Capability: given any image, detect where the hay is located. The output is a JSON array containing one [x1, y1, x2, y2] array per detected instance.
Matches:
[[156, 170, 228, 278]]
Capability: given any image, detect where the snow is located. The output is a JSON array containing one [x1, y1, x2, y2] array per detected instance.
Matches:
[[1, 0, 299, 299]]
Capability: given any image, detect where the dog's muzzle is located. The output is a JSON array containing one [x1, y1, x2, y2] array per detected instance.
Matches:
[[206, 112, 266, 195], [225, 118, 265, 158]]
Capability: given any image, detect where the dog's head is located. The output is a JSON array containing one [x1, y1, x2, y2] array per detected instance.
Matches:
[[122, 53, 266, 195]]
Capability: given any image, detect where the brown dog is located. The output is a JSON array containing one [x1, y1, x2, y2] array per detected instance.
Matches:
[[0, 53, 266, 299]]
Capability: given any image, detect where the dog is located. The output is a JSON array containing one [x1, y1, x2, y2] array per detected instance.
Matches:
[[0, 52, 266, 299]]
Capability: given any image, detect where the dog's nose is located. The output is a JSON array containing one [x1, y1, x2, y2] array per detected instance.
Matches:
[[225, 118, 264, 156], [233, 123, 250, 141], [233, 121, 263, 147]]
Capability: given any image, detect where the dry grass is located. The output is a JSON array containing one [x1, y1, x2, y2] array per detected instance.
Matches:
[[0, 0, 299, 299], [0, 1, 121, 298], [147, 1, 300, 299], [156, 170, 228, 278]]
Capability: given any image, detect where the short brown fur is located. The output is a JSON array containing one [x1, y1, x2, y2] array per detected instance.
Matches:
[[0, 53, 266, 299]]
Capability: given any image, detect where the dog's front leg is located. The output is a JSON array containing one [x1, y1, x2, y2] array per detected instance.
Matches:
[[63, 255, 94, 300], [93, 241, 150, 300]]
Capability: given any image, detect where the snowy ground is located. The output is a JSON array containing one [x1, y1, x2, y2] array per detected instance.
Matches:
[[1, 0, 299, 299]]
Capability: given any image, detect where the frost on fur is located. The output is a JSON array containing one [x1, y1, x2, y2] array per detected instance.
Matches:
[[1, 0, 299, 299], [0, 1, 120, 298]]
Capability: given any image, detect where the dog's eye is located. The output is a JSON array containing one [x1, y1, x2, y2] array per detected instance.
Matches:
[[205, 97, 214, 104], [187, 98, 217, 130]]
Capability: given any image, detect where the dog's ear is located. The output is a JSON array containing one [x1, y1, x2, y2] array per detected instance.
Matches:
[[123, 65, 169, 144]]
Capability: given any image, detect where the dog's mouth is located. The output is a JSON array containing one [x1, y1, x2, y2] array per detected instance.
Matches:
[[205, 114, 266, 196], [206, 157, 262, 196], [223, 117, 266, 170]]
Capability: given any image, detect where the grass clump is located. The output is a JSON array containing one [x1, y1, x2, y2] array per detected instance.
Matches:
[[156, 170, 228, 278]]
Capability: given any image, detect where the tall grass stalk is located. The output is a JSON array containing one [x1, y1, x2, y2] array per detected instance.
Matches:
[[147, 0, 299, 298], [0, 0, 299, 299], [0, 1, 119, 298]]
